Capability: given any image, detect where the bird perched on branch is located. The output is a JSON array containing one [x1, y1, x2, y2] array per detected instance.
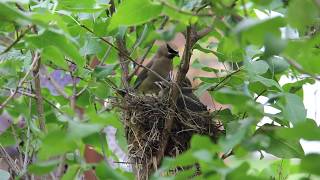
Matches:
[[134, 43, 179, 94]]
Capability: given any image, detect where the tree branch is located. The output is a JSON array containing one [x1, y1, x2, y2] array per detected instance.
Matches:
[[207, 68, 243, 91], [127, 16, 169, 82], [286, 58, 320, 81], [80, 25, 170, 85], [0, 25, 33, 55], [0, 52, 39, 110], [159, 0, 213, 17], [0, 144, 21, 175], [32, 53, 46, 132], [116, 38, 131, 89], [154, 24, 212, 168]]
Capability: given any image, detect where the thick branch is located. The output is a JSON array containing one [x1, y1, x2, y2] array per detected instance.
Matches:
[[116, 38, 131, 89], [154, 24, 212, 168]]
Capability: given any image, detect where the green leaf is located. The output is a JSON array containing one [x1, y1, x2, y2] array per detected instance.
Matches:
[[191, 135, 218, 151], [216, 37, 244, 62], [162, 6, 197, 25], [248, 60, 269, 75], [255, 124, 305, 158], [38, 130, 77, 160], [67, 120, 104, 140], [267, 56, 289, 74], [109, 0, 163, 30], [0, 130, 16, 147], [194, 82, 215, 97], [213, 87, 252, 106], [287, 0, 320, 30], [42, 46, 68, 69], [276, 120, 320, 141], [0, 2, 31, 25], [281, 93, 306, 126], [61, 165, 80, 180], [93, 65, 118, 79], [283, 78, 315, 94], [193, 150, 213, 162], [300, 154, 320, 175], [26, 30, 85, 68], [233, 17, 285, 45], [58, 0, 107, 12], [284, 35, 320, 75], [250, 75, 282, 91], [95, 162, 127, 180], [28, 159, 60, 175], [220, 119, 254, 152]]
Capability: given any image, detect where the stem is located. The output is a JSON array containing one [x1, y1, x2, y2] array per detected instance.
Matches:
[[32, 54, 46, 132], [0, 51, 39, 110]]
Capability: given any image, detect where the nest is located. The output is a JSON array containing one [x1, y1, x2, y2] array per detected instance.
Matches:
[[116, 92, 224, 173]]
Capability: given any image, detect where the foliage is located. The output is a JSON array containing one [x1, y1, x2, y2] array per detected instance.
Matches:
[[0, 0, 319, 179]]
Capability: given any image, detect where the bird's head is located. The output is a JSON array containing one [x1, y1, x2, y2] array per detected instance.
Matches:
[[157, 43, 179, 59]]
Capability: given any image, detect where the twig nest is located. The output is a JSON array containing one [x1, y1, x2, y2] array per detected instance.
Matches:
[[117, 92, 224, 165]]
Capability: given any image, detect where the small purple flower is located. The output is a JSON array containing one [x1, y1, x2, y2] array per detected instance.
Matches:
[[40, 69, 79, 96]]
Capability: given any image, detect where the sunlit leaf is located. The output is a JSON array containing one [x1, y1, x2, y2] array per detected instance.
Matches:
[[109, 0, 163, 30]]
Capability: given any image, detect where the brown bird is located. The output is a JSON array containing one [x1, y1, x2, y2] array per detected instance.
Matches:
[[177, 77, 208, 111], [134, 44, 179, 94]]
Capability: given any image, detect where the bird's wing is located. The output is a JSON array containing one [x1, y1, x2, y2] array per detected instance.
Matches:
[[133, 59, 154, 89]]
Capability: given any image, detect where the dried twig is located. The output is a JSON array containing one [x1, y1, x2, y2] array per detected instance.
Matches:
[[0, 144, 21, 175]]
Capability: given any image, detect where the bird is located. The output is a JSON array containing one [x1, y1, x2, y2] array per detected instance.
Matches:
[[134, 43, 179, 94], [177, 77, 208, 112]]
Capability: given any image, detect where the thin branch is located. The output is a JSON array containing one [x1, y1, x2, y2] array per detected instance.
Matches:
[[42, 66, 69, 99], [1, 87, 35, 98], [127, 44, 153, 82], [286, 58, 320, 81], [1, 87, 64, 114], [0, 25, 33, 55], [242, 89, 267, 119], [33, 54, 46, 132], [0, 52, 39, 110], [0, 144, 21, 175], [80, 25, 170, 85], [159, 0, 213, 17], [127, 16, 169, 82], [207, 68, 243, 91], [241, 0, 248, 17], [56, 155, 66, 179], [70, 72, 77, 110]]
